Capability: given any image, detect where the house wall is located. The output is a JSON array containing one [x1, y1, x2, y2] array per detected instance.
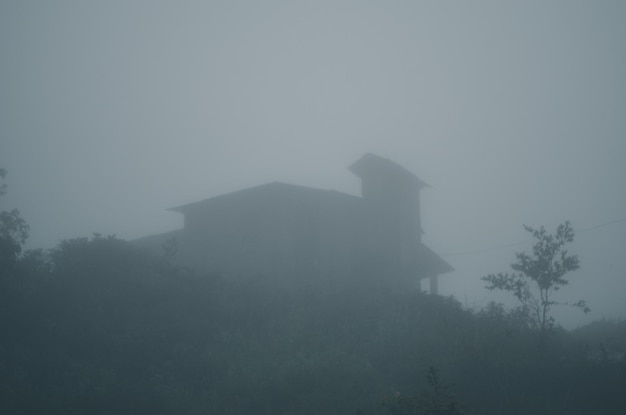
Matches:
[[176, 194, 366, 288]]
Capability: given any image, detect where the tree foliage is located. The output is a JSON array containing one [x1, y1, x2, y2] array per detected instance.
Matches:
[[0, 169, 30, 275], [0, 230, 624, 414], [482, 221, 589, 334], [0, 176, 623, 415]]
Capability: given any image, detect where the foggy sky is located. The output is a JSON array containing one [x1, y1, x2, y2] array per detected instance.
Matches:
[[2, 0, 625, 328]]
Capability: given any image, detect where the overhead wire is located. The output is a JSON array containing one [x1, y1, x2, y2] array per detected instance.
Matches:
[[440, 217, 626, 258]]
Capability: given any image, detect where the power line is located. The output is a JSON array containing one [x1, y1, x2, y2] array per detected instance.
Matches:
[[441, 240, 530, 257], [440, 217, 626, 258], [578, 217, 626, 233]]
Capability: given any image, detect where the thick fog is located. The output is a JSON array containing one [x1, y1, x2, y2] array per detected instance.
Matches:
[[1, 0, 625, 328]]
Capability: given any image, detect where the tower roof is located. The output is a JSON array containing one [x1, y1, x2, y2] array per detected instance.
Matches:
[[348, 153, 430, 188]]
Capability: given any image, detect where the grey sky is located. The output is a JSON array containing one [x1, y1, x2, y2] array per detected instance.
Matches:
[[2, 0, 625, 327]]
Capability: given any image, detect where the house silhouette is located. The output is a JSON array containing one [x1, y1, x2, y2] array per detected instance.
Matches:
[[135, 153, 453, 294]]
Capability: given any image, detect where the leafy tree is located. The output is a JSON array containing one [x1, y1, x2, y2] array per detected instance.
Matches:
[[0, 168, 6, 197], [0, 168, 29, 275], [482, 221, 589, 335]]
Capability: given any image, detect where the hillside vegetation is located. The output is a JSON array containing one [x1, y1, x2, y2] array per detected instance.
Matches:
[[1, 235, 625, 414]]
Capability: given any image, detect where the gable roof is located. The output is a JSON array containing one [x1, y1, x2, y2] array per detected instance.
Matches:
[[348, 153, 430, 189], [169, 181, 360, 216]]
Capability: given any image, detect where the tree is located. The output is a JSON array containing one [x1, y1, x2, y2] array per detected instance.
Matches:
[[482, 221, 589, 336], [0, 169, 29, 275]]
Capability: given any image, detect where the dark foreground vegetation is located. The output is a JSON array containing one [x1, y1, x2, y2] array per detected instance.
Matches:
[[1, 171, 625, 414], [1, 235, 625, 414]]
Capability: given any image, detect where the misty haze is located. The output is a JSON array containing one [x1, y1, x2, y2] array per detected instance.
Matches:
[[1, 1, 625, 414]]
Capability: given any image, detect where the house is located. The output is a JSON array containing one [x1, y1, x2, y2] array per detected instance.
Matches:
[[135, 153, 453, 294]]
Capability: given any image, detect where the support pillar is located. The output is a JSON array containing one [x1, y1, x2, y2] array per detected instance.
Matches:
[[429, 275, 439, 295]]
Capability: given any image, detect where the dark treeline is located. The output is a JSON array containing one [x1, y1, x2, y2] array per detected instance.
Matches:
[[1, 234, 625, 414]]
